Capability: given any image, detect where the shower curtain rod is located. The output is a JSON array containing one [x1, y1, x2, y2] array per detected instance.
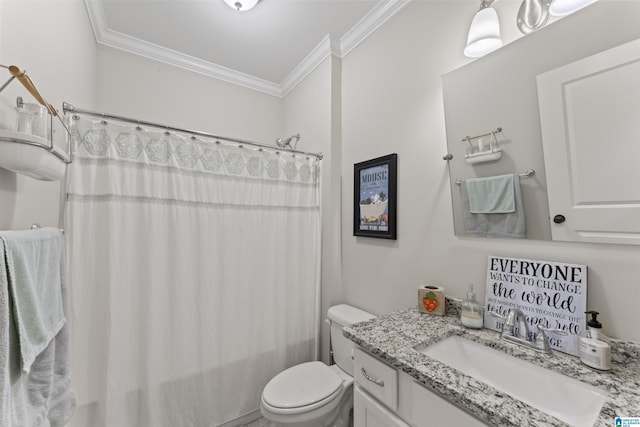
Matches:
[[62, 102, 324, 160]]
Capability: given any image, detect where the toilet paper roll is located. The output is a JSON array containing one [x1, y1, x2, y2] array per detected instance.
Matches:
[[418, 285, 445, 316]]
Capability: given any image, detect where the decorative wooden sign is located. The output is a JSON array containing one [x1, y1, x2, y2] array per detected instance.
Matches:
[[484, 256, 587, 356]]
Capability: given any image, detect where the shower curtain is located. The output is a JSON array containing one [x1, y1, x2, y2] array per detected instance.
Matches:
[[63, 116, 321, 427]]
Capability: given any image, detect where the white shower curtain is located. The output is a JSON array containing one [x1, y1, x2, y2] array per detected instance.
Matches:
[[63, 116, 321, 427]]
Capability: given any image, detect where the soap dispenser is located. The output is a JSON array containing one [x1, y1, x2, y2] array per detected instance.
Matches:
[[584, 311, 611, 343], [579, 311, 611, 371], [461, 283, 484, 329]]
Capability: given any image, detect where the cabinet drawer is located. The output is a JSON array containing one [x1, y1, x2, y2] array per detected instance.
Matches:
[[354, 348, 398, 411]]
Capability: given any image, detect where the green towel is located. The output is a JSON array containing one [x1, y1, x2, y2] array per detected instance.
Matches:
[[0, 228, 65, 373], [465, 174, 516, 214]]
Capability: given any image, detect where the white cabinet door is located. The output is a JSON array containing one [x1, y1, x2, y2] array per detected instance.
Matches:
[[537, 38, 640, 245], [410, 381, 488, 427], [354, 386, 410, 427]]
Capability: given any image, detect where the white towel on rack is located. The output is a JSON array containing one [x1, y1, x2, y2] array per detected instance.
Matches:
[[461, 175, 526, 238], [0, 229, 75, 427], [0, 228, 65, 374]]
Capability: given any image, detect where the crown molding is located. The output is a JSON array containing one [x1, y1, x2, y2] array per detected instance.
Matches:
[[279, 35, 338, 97], [85, 0, 408, 98], [339, 0, 411, 57], [84, 0, 282, 96]]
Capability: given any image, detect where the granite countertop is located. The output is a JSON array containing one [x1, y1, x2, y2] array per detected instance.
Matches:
[[343, 302, 640, 427]]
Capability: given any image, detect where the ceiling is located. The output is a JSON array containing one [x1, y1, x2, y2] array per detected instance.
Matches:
[[86, 0, 410, 97]]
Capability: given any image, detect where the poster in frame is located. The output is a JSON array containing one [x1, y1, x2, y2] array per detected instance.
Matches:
[[353, 153, 397, 239]]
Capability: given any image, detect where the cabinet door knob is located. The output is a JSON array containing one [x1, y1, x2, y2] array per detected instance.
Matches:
[[361, 368, 385, 387], [553, 214, 566, 224]]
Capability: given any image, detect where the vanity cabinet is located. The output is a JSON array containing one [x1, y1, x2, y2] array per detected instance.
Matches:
[[354, 386, 409, 427], [353, 347, 488, 427]]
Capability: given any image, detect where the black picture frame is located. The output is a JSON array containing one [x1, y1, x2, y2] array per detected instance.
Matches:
[[353, 153, 397, 239]]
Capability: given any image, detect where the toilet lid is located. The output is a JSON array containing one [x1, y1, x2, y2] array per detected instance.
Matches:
[[262, 361, 343, 409]]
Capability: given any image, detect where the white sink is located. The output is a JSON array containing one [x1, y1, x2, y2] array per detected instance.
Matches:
[[419, 335, 607, 427]]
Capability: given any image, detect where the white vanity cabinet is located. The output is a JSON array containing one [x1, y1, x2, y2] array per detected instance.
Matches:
[[354, 386, 410, 427], [353, 347, 488, 427], [353, 347, 409, 427]]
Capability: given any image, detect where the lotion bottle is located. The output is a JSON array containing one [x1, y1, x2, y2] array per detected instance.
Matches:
[[461, 283, 484, 329], [579, 311, 611, 371]]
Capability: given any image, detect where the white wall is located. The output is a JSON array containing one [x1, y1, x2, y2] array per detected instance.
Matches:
[[0, 0, 96, 230], [340, 0, 640, 343], [95, 46, 283, 143], [282, 56, 343, 363], [1, 0, 638, 357]]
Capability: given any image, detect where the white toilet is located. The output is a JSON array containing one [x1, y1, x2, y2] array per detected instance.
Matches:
[[260, 304, 375, 427]]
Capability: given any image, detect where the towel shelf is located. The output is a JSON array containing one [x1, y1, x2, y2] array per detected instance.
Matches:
[[455, 169, 535, 185], [0, 130, 68, 181], [0, 65, 72, 181], [461, 127, 503, 164], [461, 127, 503, 142], [465, 149, 502, 164]]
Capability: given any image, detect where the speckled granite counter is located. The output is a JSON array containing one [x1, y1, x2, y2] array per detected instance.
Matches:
[[343, 303, 640, 427]]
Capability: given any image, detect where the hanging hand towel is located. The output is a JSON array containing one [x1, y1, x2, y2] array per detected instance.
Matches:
[[461, 175, 526, 239], [0, 239, 11, 426], [0, 230, 76, 427], [0, 228, 65, 374], [465, 173, 515, 214]]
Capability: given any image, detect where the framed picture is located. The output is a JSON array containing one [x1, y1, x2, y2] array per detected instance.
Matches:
[[353, 153, 397, 239]]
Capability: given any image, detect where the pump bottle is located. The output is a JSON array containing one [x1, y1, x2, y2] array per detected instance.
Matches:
[[461, 284, 484, 329], [579, 311, 611, 371]]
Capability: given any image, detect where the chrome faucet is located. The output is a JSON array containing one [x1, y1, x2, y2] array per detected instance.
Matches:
[[491, 308, 567, 354], [505, 308, 530, 340]]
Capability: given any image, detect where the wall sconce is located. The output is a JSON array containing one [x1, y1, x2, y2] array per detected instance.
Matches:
[[464, 0, 598, 57], [516, 0, 549, 34], [223, 0, 259, 12], [464, 0, 503, 58]]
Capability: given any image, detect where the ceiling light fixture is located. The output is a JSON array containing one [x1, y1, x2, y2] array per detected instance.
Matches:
[[223, 0, 259, 12], [463, 0, 503, 58], [549, 0, 598, 16]]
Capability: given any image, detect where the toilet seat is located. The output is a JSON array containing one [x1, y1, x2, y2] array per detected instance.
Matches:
[[262, 361, 344, 414]]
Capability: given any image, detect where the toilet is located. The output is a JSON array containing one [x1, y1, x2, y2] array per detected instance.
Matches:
[[260, 304, 375, 427]]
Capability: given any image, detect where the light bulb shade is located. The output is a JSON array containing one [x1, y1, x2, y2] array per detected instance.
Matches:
[[223, 0, 259, 11], [549, 0, 597, 16], [464, 6, 503, 58]]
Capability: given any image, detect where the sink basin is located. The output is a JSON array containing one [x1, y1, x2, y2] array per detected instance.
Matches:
[[419, 336, 607, 427]]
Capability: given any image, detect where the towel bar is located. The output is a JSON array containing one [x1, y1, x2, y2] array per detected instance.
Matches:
[[455, 169, 535, 185], [31, 223, 65, 234]]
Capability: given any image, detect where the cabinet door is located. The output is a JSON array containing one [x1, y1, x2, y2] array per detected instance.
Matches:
[[411, 382, 488, 427], [537, 38, 640, 245], [354, 385, 410, 427]]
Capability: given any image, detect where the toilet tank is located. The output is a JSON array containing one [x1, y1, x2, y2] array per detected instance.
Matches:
[[327, 304, 375, 376]]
